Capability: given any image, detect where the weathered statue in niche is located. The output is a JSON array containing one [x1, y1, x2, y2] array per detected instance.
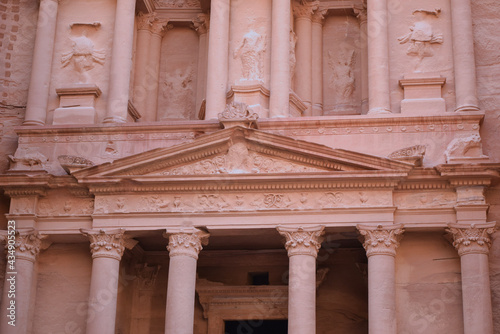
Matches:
[[289, 30, 297, 83], [233, 30, 266, 82], [61, 29, 105, 84], [398, 8, 443, 71], [161, 65, 195, 119], [328, 49, 356, 108]]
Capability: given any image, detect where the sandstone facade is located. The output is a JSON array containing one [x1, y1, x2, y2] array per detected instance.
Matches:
[[0, 0, 499, 333]]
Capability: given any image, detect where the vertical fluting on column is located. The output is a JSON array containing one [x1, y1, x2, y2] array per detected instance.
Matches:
[[193, 14, 210, 117], [355, 3, 369, 114], [269, 0, 291, 118], [293, 1, 319, 116], [366, 0, 391, 114], [23, 0, 59, 126], [357, 224, 404, 334], [104, 0, 136, 123], [205, 0, 230, 120], [0, 230, 46, 334], [311, 9, 326, 116], [81, 229, 127, 334], [277, 226, 325, 334], [133, 13, 155, 120], [451, 0, 480, 112], [149, 21, 171, 121], [164, 229, 209, 334], [446, 223, 496, 334]]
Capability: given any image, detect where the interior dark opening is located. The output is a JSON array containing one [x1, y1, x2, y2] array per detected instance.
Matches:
[[224, 320, 288, 334]]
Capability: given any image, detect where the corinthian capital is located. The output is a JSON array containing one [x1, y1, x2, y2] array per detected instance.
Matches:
[[446, 223, 496, 256], [137, 12, 158, 30], [277, 226, 325, 257], [192, 13, 210, 35], [1, 229, 47, 262], [165, 228, 210, 260], [357, 224, 404, 257], [81, 229, 128, 260], [312, 8, 328, 24], [293, 0, 320, 20]]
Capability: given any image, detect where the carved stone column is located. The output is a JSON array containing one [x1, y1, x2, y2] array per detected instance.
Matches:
[[23, 0, 59, 125], [277, 226, 324, 334], [366, 0, 391, 114], [446, 223, 496, 334], [193, 14, 210, 116], [451, 0, 480, 111], [357, 224, 404, 334], [81, 229, 127, 334], [355, 3, 368, 114], [104, 0, 136, 123], [0, 229, 46, 334], [311, 8, 327, 116], [149, 21, 172, 121], [293, 1, 319, 116], [164, 229, 210, 334], [133, 13, 155, 120], [269, 0, 291, 118], [205, 0, 230, 120]]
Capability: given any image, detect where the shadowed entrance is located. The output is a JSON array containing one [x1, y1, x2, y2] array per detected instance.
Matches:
[[224, 320, 288, 334]]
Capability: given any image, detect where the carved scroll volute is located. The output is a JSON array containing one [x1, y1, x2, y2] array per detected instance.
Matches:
[[165, 228, 210, 260], [277, 226, 325, 258], [357, 224, 404, 257], [446, 223, 496, 256], [81, 228, 128, 260]]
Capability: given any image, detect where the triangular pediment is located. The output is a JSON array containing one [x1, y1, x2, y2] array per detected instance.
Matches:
[[72, 127, 413, 179]]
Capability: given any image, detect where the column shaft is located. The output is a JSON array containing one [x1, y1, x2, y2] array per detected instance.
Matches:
[[294, 17, 313, 116], [165, 256, 197, 333], [104, 0, 136, 123], [23, 0, 59, 126], [86, 257, 121, 334], [367, 0, 391, 114], [367, 254, 396, 334], [311, 11, 325, 116], [269, 0, 291, 118], [451, 0, 480, 111], [356, 7, 368, 114], [461, 254, 493, 333], [205, 0, 230, 120], [132, 25, 153, 119], [288, 254, 316, 333]]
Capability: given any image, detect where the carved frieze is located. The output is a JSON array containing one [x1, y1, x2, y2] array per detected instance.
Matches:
[[446, 223, 496, 256], [81, 229, 127, 260], [10, 197, 37, 215], [37, 197, 94, 216], [154, 0, 201, 8], [165, 228, 210, 260], [357, 224, 404, 257], [277, 226, 325, 257], [394, 191, 456, 209], [93, 191, 393, 214]]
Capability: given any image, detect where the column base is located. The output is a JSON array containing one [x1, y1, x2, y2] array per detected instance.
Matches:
[[367, 107, 391, 115]]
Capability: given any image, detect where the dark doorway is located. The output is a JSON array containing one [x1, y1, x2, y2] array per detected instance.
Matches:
[[224, 320, 288, 334]]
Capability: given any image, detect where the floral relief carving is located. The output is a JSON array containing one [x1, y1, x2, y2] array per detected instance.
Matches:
[[10, 197, 36, 215], [154, 0, 201, 8], [398, 8, 443, 71], [319, 192, 344, 208], [357, 224, 404, 257], [1, 229, 47, 262], [234, 30, 266, 82], [277, 226, 325, 257], [394, 192, 456, 209], [81, 229, 127, 260], [446, 223, 496, 256], [252, 194, 294, 209], [198, 194, 229, 211], [388, 145, 426, 166], [166, 229, 210, 260], [37, 197, 94, 216]]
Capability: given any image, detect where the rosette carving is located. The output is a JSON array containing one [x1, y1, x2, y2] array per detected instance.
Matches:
[[81, 229, 127, 260], [446, 223, 496, 256], [277, 226, 325, 257], [357, 224, 404, 257], [166, 229, 210, 260]]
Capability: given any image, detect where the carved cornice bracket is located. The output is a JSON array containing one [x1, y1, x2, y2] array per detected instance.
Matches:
[[277, 225, 325, 258], [446, 222, 496, 256], [164, 228, 210, 260], [192, 13, 209, 35], [81, 228, 130, 260], [357, 224, 404, 257]]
